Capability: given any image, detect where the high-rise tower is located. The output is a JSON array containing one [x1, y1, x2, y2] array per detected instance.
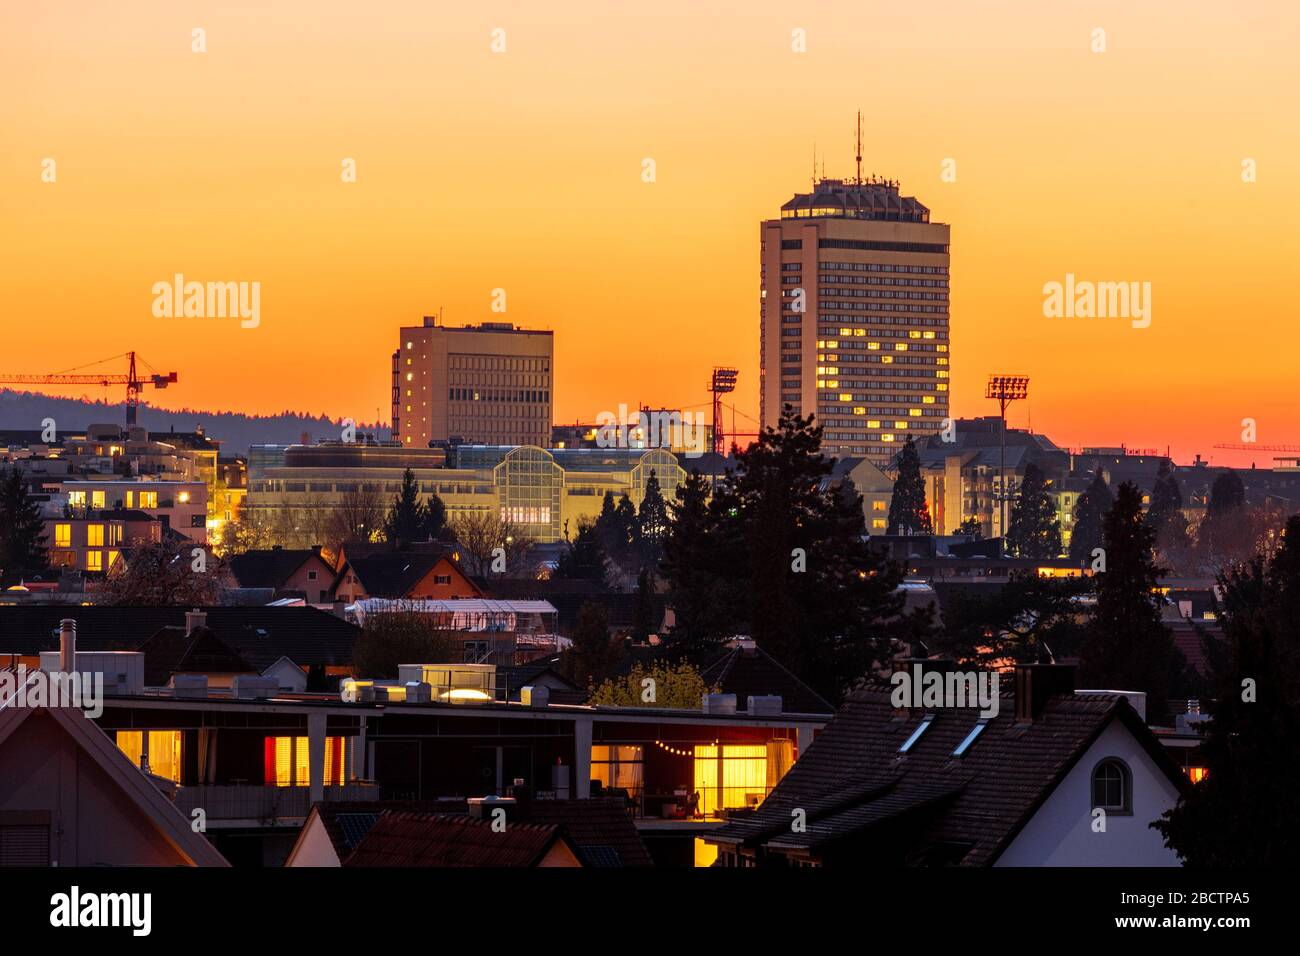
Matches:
[[759, 171, 951, 466]]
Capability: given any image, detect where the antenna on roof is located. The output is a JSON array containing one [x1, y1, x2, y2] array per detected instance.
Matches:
[[811, 143, 817, 188], [855, 109, 863, 185]]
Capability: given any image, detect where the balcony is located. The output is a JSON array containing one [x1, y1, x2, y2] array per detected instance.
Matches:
[[171, 782, 378, 827]]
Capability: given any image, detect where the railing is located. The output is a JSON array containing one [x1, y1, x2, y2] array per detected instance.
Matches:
[[172, 782, 378, 824]]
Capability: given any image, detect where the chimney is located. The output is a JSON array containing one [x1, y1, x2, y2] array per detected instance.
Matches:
[[59, 618, 76, 672], [1014, 663, 1077, 723], [185, 609, 207, 636]]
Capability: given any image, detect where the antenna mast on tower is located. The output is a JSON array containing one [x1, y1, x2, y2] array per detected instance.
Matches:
[[855, 109, 863, 185]]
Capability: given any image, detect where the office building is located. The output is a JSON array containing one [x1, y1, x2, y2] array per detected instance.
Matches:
[[760, 175, 951, 466], [393, 318, 553, 449]]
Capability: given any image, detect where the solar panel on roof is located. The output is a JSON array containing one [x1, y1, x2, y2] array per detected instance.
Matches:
[[577, 844, 622, 867], [336, 812, 381, 850]]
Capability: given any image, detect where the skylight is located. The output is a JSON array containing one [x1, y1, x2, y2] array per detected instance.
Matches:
[[952, 720, 989, 757], [898, 716, 934, 753]]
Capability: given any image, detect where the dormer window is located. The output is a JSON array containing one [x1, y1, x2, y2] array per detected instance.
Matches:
[[1091, 759, 1132, 814]]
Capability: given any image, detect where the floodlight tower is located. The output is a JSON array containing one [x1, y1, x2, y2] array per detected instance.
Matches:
[[985, 374, 1030, 546], [709, 367, 739, 456]]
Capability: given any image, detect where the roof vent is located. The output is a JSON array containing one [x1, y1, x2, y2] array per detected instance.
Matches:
[[702, 693, 737, 715]]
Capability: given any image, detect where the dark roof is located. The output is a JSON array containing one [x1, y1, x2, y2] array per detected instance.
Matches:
[[228, 549, 326, 589], [335, 550, 465, 599], [306, 797, 650, 867], [136, 625, 256, 685], [480, 579, 663, 632], [701, 644, 835, 715], [343, 811, 573, 867], [494, 659, 582, 702], [707, 685, 1187, 866], [0, 606, 360, 670]]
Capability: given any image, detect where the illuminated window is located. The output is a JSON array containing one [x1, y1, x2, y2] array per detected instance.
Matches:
[[85, 551, 103, 572], [867, 420, 880, 428], [107, 550, 121, 569], [68, 490, 86, 507], [116, 731, 183, 783], [264, 736, 346, 787], [91, 491, 105, 509], [54, 524, 71, 548], [872, 518, 887, 530], [591, 745, 643, 803], [909, 409, 922, 417], [872, 500, 886, 511], [1091, 758, 1132, 813], [1188, 766, 1208, 784], [87, 524, 104, 546], [138, 491, 158, 508], [694, 742, 792, 818]]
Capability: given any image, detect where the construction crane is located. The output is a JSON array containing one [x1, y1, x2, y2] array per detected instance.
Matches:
[[1213, 443, 1300, 452], [0, 351, 178, 427]]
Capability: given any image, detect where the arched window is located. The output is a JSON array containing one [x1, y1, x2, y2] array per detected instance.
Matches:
[[1091, 758, 1132, 814]]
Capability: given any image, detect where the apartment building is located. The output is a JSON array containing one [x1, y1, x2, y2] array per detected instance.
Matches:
[[760, 176, 951, 467], [393, 318, 553, 448]]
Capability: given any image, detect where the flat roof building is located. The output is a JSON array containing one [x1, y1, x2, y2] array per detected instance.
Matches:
[[760, 176, 951, 467], [393, 317, 553, 449]]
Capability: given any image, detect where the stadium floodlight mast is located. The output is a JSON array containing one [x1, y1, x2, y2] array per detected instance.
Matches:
[[709, 367, 739, 455], [985, 374, 1030, 550]]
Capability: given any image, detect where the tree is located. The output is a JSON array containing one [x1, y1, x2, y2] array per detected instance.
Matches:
[[384, 469, 426, 549], [352, 611, 460, 679], [588, 661, 710, 708], [636, 470, 669, 567], [954, 516, 982, 538], [1146, 459, 1191, 570], [560, 602, 623, 689], [1069, 469, 1112, 562], [886, 437, 932, 535], [552, 519, 610, 586], [1153, 515, 1300, 865], [709, 406, 916, 704], [0, 466, 48, 574], [328, 482, 385, 551], [1198, 470, 1250, 570], [937, 569, 1090, 666], [631, 567, 655, 642], [449, 510, 531, 577], [660, 470, 731, 662], [99, 539, 233, 606], [1077, 482, 1186, 722], [1005, 463, 1062, 558]]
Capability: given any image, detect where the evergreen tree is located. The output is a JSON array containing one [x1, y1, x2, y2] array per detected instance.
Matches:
[[552, 520, 610, 586], [423, 490, 450, 542], [560, 602, 623, 689], [1078, 482, 1186, 722], [1147, 459, 1190, 565], [1069, 469, 1112, 562], [614, 492, 639, 560], [1005, 463, 1062, 558], [383, 468, 426, 549], [660, 470, 730, 662], [636, 470, 669, 567], [886, 437, 932, 535], [0, 466, 48, 574], [1153, 515, 1300, 865], [714, 407, 914, 703], [632, 567, 655, 642], [954, 516, 982, 538]]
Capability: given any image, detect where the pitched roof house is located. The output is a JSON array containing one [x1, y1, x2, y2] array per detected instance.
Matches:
[[706, 663, 1188, 867], [0, 699, 227, 866], [227, 547, 336, 603], [287, 797, 652, 867], [342, 811, 582, 867], [331, 550, 481, 603]]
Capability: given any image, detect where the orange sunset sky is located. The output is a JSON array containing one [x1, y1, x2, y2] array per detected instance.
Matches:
[[2, 1, 1297, 467]]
